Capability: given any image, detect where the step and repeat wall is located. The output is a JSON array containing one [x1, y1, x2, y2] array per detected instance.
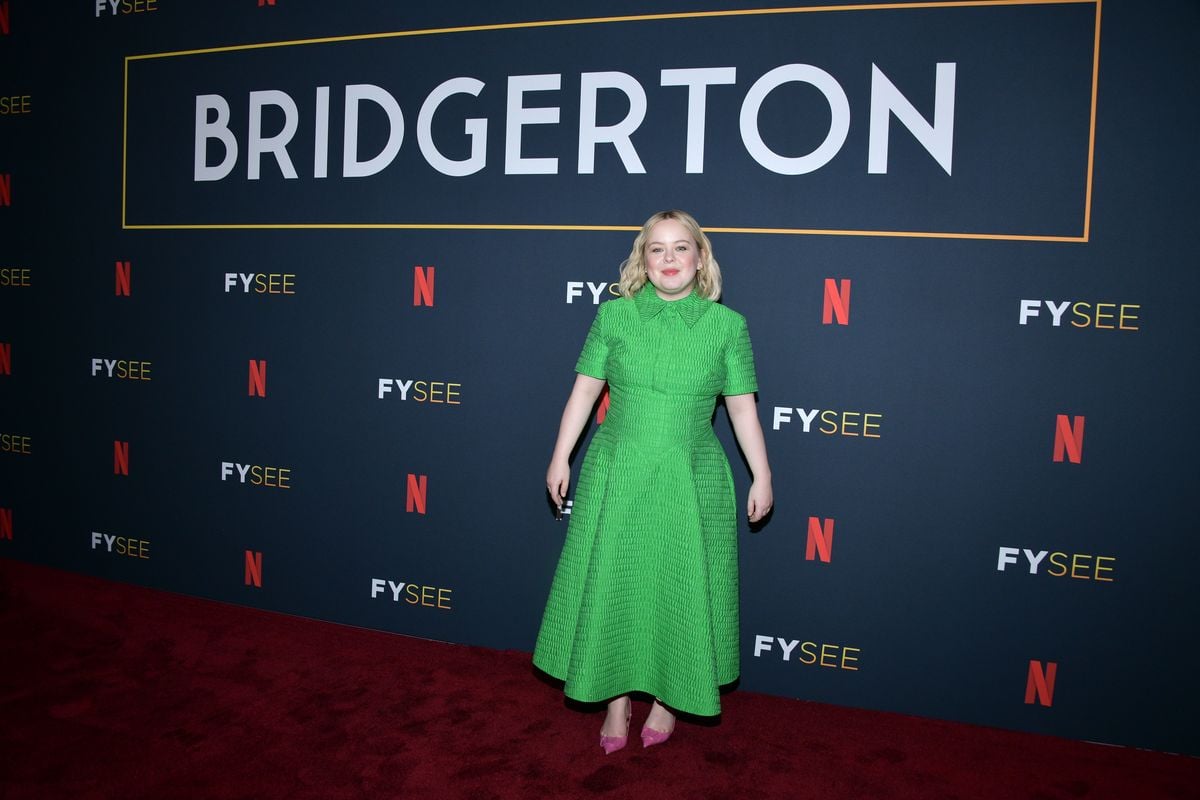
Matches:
[[2, 0, 1197, 755]]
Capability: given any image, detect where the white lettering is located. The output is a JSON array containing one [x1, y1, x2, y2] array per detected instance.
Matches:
[[194, 95, 238, 182], [660, 67, 737, 173], [343, 84, 405, 178], [314, 86, 330, 179], [1019, 299, 1040, 325], [740, 64, 850, 175], [997, 546, 1019, 571], [777, 637, 800, 661], [795, 408, 820, 433], [577, 71, 647, 174], [505, 74, 561, 175], [753, 634, 773, 657], [418, 77, 488, 177], [868, 63, 956, 175], [1046, 300, 1071, 327], [1023, 549, 1049, 574], [248, 90, 299, 180]]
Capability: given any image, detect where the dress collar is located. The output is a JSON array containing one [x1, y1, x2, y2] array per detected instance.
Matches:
[[634, 283, 711, 328]]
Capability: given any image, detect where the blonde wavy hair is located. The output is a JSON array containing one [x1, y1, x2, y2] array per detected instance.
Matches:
[[617, 210, 722, 301]]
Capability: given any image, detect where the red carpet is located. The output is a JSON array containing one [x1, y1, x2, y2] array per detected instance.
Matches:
[[1, 558, 1195, 800]]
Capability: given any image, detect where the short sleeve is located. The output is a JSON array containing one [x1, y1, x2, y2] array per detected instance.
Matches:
[[722, 317, 758, 396], [573, 302, 609, 379]]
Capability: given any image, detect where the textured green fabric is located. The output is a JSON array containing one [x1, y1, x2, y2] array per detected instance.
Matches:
[[533, 284, 758, 717]]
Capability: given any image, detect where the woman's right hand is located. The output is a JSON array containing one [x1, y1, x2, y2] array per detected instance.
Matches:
[[546, 459, 570, 511]]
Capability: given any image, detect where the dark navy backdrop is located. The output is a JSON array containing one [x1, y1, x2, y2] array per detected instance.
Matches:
[[1, 0, 1197, 757]]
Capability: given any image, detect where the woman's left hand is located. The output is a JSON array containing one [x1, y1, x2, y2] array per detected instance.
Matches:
[[746, 479, 773, 523]]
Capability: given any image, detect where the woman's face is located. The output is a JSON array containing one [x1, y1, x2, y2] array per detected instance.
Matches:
[[644, 219, 700, 301]]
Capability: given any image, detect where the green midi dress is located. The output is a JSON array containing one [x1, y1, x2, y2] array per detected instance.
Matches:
[[533, 284, 758, 717]]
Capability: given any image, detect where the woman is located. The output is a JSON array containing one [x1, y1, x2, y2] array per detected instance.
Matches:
[[533, 210, 773, 753]]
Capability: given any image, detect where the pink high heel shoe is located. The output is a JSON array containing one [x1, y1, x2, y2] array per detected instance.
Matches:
[[600, 699, 633, 755], [641, 700, 675, 748]]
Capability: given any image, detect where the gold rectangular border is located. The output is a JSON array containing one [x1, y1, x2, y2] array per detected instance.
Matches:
[[122, 0, 1101, 242]]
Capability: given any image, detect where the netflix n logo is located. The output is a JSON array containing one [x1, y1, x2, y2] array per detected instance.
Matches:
[[823, 278, 851, 325], [595, 386, 610, 424], [114, 440, 130, 476], [0, 173, 11, 206], [245, 550, 263, 587], [0, 342, 10, 375], [806, 517, 834, 563], [414, 266, 435, 307], [1, 507, 12, 540], [249, 359, 267, 397], [406, 473, 427, 514], [115, 261, 131, 296], [1025, 659, 1057, 707], [1053, 414, 1085, 464], [0, 3, 10, 36]]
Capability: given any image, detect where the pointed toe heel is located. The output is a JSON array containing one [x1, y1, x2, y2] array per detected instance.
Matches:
[[600, 733, 628, 755], [640, 727, 672, 748], [599, 699, 633, 755], [641, 699, 675, 748]]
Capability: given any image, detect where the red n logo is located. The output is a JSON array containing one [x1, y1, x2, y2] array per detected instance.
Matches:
[[115, 261, 131, 296], [0, 174, 11, 206], [0, 342, 10, 375], [113, 441, 129, 475], [257, 0, 276, 6], [806, 517, 834, 562], [1052, 415, 1085, 463], [595, 386, 611, 424], [406, 473, 427, 514], [245, 550, 263, 587], [0, 2, 11, 35], [0, 508, 12, 540], [822, 278, 851, 325], [1024, 660, 1057, 706], [248, 360, 267, 397], [413, 266, 435, 306]]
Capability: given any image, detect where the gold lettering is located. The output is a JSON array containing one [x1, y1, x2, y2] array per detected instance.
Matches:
[[0, 268, 32, 286], [1, 434, 32, 454], [818, 643, 839, 667], [863, 413, 882, 438], [0, 95, 32, 115], [841, 646, 861, 671]]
